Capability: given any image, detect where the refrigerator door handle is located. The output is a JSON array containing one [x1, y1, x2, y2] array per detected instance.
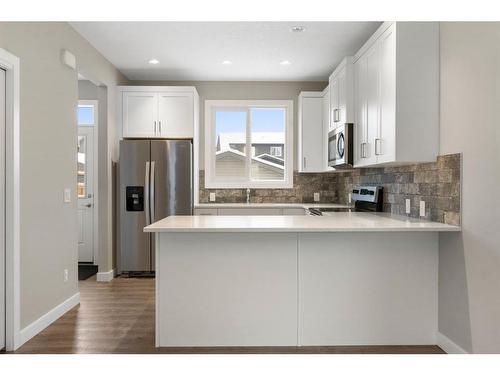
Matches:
[[150, 161, 156, 223], [145, 161, 150, 225]]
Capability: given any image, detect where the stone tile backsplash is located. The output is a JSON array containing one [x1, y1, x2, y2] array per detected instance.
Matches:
[[199, 153, 461, 225]]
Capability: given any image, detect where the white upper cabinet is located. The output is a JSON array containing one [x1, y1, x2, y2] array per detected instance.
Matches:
[[119, 86, 198, 139], [158, 93, 194, 138], [353, 22, 439, 168], [298, 90, 328, 173], [329, 57, 354, 130], [122, 92, 158, 138]]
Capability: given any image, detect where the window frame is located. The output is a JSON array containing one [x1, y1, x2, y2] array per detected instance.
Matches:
[[270, 146, 283, 157], [204, 99, 293, 189]]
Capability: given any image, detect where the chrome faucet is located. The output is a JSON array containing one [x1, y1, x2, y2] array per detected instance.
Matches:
[[246, 188, 251, 204]]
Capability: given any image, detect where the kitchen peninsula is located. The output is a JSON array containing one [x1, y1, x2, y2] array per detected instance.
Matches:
[[145, 213, 459, 348]]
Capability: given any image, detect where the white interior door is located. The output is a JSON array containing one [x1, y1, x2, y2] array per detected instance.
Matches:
[[1, 68, 6, 350], [77, 126, 94, 263]]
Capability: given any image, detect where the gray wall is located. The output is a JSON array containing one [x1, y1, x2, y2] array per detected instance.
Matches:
[[131, 81, 328, 170], [78, 80, 111, 272], [439, 22, 500, 353], [0, 22, 128, 329]]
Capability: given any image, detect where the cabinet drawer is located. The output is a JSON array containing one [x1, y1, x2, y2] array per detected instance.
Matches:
[[218, 208, 282, 216], [194, 208, 218, 216]]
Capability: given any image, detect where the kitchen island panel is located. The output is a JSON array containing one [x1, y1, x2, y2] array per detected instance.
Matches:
[[156, 232, 298, 347], [298, 232, 438, 345]]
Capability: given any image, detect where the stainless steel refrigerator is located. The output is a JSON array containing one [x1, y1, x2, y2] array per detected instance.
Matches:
[[118, 139, 193, 274]]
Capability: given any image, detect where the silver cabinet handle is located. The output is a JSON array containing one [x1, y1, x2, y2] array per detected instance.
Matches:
[[154, 121, 157, 136], [361, 142, 367, 158], [159, 121, 162, 135], [303, 157, 307, 170], [334, 108, 340, 123], [150, 161, 155, 223], [375, 138, 382, 155], [145, 161, 150, 225]]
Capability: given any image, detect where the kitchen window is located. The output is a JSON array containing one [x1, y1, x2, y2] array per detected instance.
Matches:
[[204, 100, 293, 188]]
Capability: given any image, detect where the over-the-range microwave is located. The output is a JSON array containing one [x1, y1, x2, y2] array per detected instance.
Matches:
[[328, 123, 353, 168]]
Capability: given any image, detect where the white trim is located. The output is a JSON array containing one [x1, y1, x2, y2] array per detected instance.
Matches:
[[0, 48, 21, 351], [78, 100, 99, 266], [96, 268, 115, 282], [354, 21, 394, 62], [436, 332, 469, 354], [18, 293, 80, 347], [204, 99, 293, 189], [118, 85, 198, 94]]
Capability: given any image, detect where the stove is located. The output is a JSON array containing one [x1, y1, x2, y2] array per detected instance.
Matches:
[[307, 186, 383, 216]]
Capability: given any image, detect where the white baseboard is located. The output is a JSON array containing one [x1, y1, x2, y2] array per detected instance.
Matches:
[[437, 332, 469, 354], [96, 268, 115, 282], [19, 292, 80, 347]]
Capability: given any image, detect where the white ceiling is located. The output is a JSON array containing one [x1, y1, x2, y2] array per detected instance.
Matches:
[[70, 22, 381, 82]]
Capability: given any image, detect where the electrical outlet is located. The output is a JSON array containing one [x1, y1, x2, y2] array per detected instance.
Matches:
[[63, 188, 71, 203], [405, 199, 411, 214], [64, 269, 69, 283], [313, 192, 320, 202], [419, 200, 426, 217], [209, 192, 216, 202]]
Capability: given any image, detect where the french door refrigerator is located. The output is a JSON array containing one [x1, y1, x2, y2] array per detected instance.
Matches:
[[118, 139, 193, 274]]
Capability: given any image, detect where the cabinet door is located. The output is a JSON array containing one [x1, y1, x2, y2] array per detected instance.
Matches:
[[122, 92, 158, 138], [353, 56, 368, 167], [329, 77, 339, 130], [365, 43, 380, 166], [299, 96, 324, 172], [377, 26, 396, 164], [322, 88, 334, 171], [158, 93, 194, 138], [337, 68, 347, 125]]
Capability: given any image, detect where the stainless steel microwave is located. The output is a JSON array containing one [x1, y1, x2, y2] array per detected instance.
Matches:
[[328, 123, 353, 168]]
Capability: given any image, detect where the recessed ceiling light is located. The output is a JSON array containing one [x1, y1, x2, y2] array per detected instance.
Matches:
[[290, 26, 306, 33], [222, 60, 233, 65], [148, 58, 160, 65], [280, 60, 292, 65]]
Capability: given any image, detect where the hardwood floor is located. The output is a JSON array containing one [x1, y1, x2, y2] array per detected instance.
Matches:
[[13, 276, 445, 354]]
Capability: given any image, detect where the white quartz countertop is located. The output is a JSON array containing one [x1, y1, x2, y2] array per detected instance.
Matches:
[[195, 203, 352, 209], [144, 212, 461, 233]]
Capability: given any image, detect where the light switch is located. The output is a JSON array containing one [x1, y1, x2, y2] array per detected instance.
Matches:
[[64, 188, 71, 203], [313, 192, 320, 202], [209, 192, 216, 202], [419, 200, 426, 217]]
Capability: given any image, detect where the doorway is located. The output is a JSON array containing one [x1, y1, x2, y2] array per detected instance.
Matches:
[[0, 68, 6, 351], [77, 99, 98, 279]]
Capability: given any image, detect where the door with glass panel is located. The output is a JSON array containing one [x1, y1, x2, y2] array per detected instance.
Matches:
[[77, 102, 96, 263]]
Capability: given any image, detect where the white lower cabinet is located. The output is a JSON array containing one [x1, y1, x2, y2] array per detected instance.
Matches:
[[193, 208, 217, 215], [218, 208, 282, 215], [194, 207, 306, 216], [282, 208, 307, 215]]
